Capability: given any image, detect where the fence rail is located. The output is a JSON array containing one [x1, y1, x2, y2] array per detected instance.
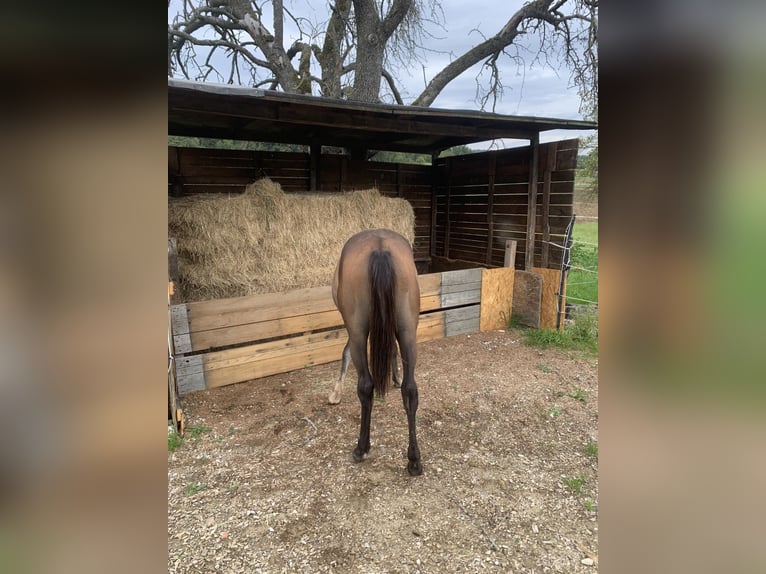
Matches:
[[171, 268, 493, 394]]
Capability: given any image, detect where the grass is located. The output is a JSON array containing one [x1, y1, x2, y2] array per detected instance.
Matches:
[[518, 308, 598, 354], [568, 388, 589, 402], [188, 425, 212, 440], [563, 476, 587, 495], [547, 406, 562, 418], [585, 441, 598, 459], [168, 430, 183, 452], [566, 221, 598, 306], [537, 363, 553, 373], [583, 499, 596, 512], [185, 482, 207, 496], [168, 425, 215, 452]]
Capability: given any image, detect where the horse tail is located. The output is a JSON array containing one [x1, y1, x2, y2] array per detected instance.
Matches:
[[368, 249, 397, 398]]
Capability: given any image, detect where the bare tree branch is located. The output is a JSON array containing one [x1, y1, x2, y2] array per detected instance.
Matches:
[[168, 0, 597, 115]]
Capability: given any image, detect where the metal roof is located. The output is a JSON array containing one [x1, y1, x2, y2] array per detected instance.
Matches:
[[168, 78, 597, 153]]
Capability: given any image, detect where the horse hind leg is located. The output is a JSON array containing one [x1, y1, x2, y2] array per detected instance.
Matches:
[[391, 343, 402, 389], [328, 342, 351, 404], [349, 335, 374, 462], [398, 333, 422, 476]]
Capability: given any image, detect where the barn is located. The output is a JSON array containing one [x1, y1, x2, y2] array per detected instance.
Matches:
[[167, 78, 596, 430]]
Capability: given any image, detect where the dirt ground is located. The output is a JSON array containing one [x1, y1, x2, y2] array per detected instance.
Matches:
[[168, 329, 598, 573]]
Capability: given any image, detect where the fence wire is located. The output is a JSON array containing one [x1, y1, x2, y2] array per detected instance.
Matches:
[[544, 214, 598, 328]]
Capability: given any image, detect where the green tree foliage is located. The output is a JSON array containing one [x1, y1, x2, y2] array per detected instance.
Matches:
[[370, 144, 477, 164], [168, 136, 305, 152]]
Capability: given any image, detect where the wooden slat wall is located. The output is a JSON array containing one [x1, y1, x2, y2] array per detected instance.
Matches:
[[168, 140, 577, 273], [169, 147, 433, 264], [432, 139, 578, 271], [172, 268, 483, 394]]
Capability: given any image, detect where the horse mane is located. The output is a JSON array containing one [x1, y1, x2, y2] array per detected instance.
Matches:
[[368, 250, 396, 398]]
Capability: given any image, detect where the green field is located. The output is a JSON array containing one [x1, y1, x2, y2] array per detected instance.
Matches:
[[566, 221, 598, 305]]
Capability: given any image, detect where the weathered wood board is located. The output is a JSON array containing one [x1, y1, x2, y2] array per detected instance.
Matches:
[[511, 270, 543, 328], [533, 267, 566, 330], [479, 267, 515, 331], [173, 268, 483, 394]]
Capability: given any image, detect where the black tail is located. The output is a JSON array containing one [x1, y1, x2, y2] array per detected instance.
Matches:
[[368, 250, 396, 398]]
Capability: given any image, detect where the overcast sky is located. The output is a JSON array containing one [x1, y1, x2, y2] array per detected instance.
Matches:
[[168, 0, 595, 147]]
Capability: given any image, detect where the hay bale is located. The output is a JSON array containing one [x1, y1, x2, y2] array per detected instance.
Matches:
[[168, 178, 415, 301]]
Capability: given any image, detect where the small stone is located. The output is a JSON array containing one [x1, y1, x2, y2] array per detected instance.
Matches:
[[220, 532, 229, 539], [581, 558, 595, 566]]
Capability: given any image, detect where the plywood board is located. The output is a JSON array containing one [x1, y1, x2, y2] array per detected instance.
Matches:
[[533, 267, 566, 330], [480, 267, 515, 331], [511, 270, 542, 328]]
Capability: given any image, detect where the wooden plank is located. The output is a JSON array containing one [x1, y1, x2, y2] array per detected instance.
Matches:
[[190, 308, 344, 352], [181, 273, 444, 348], [201, 311, 449, 390], [203, 328, 347, 374], [541, 142, 556, 267], [205, 336, 349, 388], [511, 270, 542, 328], [441, 267, 482, 286], [444, 305, 481, 336], [177, 355, 205, 394], [183, 285, 335, 333], [504, 240, 517, 268], [533, 267, 565, 330], [480, 267, 515, 331], [171, 304, 192, 354]]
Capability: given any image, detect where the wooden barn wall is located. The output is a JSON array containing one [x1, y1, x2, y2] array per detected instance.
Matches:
[[168, 139, 577, 271], [432, 139, 578, 270], [168, 146, 432, 262]]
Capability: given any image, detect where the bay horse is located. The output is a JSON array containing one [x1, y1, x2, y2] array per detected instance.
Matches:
[[327, 229, 422, 476]]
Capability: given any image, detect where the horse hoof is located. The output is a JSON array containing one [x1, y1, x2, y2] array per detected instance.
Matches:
[[352, 448, 367, 463], [407, 461, 423, 476], [328, 392, 340, 405]]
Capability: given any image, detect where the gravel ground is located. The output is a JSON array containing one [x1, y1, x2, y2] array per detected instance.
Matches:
[[168, 329, 599, 573]]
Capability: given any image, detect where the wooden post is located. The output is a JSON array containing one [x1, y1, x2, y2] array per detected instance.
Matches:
[[168, 147, 184, 197], [443, 158, 452, 258], [430, 152, 440, 258], [168, 238, 184, 434], [504, 240, 518, 268], [525, 133, 540, 270], [541, 142, 557, 268], [309, 142, 320, 191], [486, 151, 497, 265]]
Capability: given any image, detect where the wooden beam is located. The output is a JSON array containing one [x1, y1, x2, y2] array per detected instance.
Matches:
[[525, 133, 540, 270], [541, 142, 557, 268], [430, 152, 439, 259], [504, 239, 518, 268], [443, 158, 452, 258], [486, 151, 497, 265], [309, 142, 320, 191]]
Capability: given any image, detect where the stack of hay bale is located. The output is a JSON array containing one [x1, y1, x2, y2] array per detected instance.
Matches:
[[168, 178, 415, 302]]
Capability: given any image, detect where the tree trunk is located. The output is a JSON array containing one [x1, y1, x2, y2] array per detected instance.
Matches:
[[321, 0, 351, 98], [351, 0, 385, 102], [351, 0, 413, 102]]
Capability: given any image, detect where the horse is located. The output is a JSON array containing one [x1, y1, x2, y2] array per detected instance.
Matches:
[[327, 229, 423, 476]]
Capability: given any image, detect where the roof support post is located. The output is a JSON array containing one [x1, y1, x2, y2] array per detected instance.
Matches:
[[429, 151, 439, 258], [525, 132, 540, 271], [310, 141, 320, 191]]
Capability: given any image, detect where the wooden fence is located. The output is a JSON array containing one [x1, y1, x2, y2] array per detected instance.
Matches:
[[170, 267, 516, 395]]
